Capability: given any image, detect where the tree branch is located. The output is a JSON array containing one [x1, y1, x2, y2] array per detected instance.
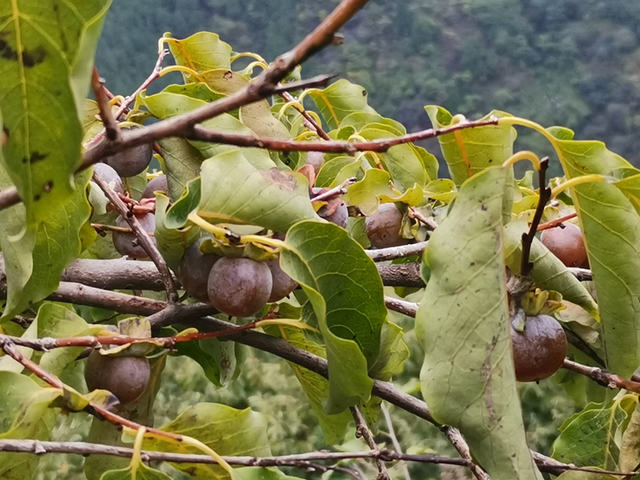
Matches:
[[521, 157, 550, 277], [188, 118, 498, 154], [381, 404, 411, 480], [351, 406, 390, 480], [91, 67, 120, 142], [92, 172, 178, 303], [366, 242, 428, 262], [562, 358, 640, 394]]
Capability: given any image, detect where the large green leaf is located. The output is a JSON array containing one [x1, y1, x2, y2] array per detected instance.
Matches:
[[504, 220, 598, 318], [198, 150, 321, 231], [143, 403, 270, 480], [308, 79, 377, 130], [425, 106, 516, 185], [166, 32, 232, 77], [0, 167, 92, 319], [0, 372, 60, 480], [416, 167, 542, 480], [549, 127, 640, 378], [274, 326, 351, 443], [0, 0, 111, 226], [552, 395, 636, 470], [620, 398, 640, 472], [280, 221, 386, 413]]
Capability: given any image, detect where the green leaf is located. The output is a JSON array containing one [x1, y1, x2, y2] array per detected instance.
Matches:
[[36, 303, 101, 376], [273, 326, 351, 443], [368, 321, 409, 382], [157, 137, 203, 202], [556, 472, 619, 480], [358, 127, 428, 189], [308, 79, 377, 130], [143, 403, 270, 480], [234, 467, 304, 480], [339, 111, 406, 135], [198, 150, 321, 232], [165, 177, 201, 229], [0, 318, 37, 373], [549, 127, 640, 378], [166, 32, 232, 75], [552, 395, 637, 470], [154, 194, 199, 272], [315, 155, 363, 188], [416, 166, 543, 480], [0, 372, 60, 480], [0, 168, 93, 319], [0, 0, 111, 226], [504, 220, 599, 318], [101, 463, 173, 480], [343, 168, 423, 215], [280, 221, 386, 413], [424, 106, 516, 185], [176, 338, 238, 388]]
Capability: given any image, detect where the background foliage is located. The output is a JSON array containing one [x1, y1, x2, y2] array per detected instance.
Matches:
[[97, 0, 640, 173]]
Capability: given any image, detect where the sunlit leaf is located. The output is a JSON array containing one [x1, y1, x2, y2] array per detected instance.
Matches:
[[416, 166, 543, 479], [155, 194, 199, 272], [166, 32, 232, 76], [425, 106, 516, 185], [198, 150, 321, 231], [308, 79, 377, 130], [343, 168, 423, 215], [101, 462, 173, 480], [143, 403, 270, 480]]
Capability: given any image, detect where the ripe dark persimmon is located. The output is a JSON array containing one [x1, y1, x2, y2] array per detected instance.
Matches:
[[178, 238, 220, 302], [207, 257, 272, 317], [510, 314, 567, 382], [365, 203, 408, 248], [266, 258, 298, 302], [112, 213, 156, 259], [142, 174, 169, 199], [84, 352, 150, 404], [93, 163, 125, 195], [103, 127, 153, 177], [540, 223, 588, 268]]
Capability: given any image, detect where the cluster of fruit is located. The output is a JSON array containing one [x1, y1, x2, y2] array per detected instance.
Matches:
[[510, 221, 588, 383]]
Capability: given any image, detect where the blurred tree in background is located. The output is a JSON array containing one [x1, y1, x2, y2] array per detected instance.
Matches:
[[97, 0, 640, 172]]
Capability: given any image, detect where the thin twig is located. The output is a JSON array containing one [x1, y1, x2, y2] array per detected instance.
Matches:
[[567, 267, 592, 281], [91, 67, 120, 142], [384, 296, 419, 318], [92, 172, 178, 303], [0, 440, 629, 477], [188, 118, 498, 155], [381, 404, 411, 480], [537, 212, 578, 232], [311, 177, 356, 202], [562, 358, 640, 394], [408, 207, 438, 230], [351, 406, 390, 480], [272, 74, 336, 95], [521, 157, 551, 276], [113, 49, 169, 119], [0, 320, 261, 351], [91, 223, 155, 236]]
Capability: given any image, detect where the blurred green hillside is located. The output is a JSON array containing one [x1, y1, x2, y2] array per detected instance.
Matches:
[[97, 0, 640, 167]]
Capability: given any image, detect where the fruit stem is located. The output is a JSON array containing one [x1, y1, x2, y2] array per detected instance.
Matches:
[[158, 65, 204, 82], [502, 151, 542, 172], [187, 213, 236, 243], [127, 426, 146, 480], [550, 175, 608, 199]]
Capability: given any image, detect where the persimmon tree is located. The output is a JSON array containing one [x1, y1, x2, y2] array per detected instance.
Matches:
[[0, 1, 639, 479]]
